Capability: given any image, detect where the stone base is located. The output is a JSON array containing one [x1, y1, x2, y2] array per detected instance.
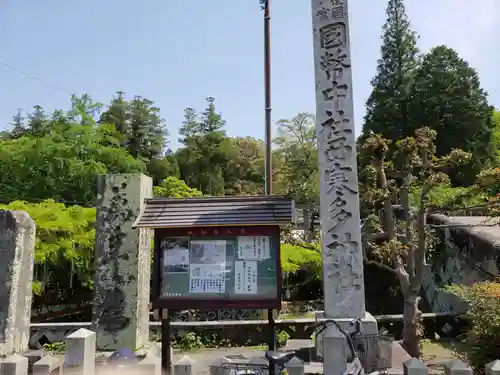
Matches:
[[314, 311, 379, 372]]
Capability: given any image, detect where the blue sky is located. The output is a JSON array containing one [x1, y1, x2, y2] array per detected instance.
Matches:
[[1, 0, 499, 149]]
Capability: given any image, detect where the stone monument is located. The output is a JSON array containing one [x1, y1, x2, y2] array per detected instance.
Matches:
[[0, 210, 36, 356], [311, 0, 378, 374], [92, 173, 153, 350]]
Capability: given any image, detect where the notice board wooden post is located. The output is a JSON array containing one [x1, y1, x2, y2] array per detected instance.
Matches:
[[133, 195, 295, 373]]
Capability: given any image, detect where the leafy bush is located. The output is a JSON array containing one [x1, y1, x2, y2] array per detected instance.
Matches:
[[280, 243, 321, 277], [276, 330, 290, 348], [178, 332, 204, 351], [154, 176, 202, 198], [409, 183, 485, 209], [43, 341, 66, 354], [445, 281, 500, 372], [477, 168, 500, 197], [0, 200, 96, 295]]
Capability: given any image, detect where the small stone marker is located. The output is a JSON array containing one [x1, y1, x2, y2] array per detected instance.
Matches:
[[486, 360, 500, 375], [209, 356, 232, 375], [174, 355, 195, 375], [64, 328, 96, 375], [444, 360, 472, 375], [322, 324, 348, 375], [138, 354, 162, 375], [1, 353, 29, 375], [403, 358, 428, 375], [33, 354, 62, 375], [286, 356, 305, 375]]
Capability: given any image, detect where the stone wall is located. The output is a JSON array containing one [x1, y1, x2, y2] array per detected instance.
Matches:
[[423, 215, 500, 315]]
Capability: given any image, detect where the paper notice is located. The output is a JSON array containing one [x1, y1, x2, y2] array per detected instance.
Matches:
[[162, 238, 190, 273], [188, 240, 226, 294], [190, 240, 226, 264], [234, 260, 257, 294], [189, 278, 225, 293], [190, 264, 225, 279], [237, 236, 270, 260]]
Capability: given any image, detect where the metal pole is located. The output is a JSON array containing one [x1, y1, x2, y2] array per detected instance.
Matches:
[[263, 1, 276, 372], [264, 0, 272, 196]]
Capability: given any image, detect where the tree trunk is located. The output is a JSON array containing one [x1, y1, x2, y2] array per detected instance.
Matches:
[[402, 292, 422, 357]]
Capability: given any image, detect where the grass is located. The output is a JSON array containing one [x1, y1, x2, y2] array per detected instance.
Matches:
[[420, 338, 469, 364]]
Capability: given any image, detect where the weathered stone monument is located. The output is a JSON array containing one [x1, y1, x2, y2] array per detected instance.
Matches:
[[0, 210, 36, 356], [311, 0, 378, 373], [92, 173, 153, 350]]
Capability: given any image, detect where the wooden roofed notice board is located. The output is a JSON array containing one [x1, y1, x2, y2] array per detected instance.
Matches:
[[133, 195, 295, 310]]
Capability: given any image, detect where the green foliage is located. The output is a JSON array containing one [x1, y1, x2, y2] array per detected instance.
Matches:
[[177, 98, 228, 195], [477, 167, 500, 197], [43, 341, 67, 354], [274, 113, 319, 207], [178, 332, 204, 351], [100, 91, 168, 161], [221, 136, 265, 195], [409, 184, 486, 210], [280, 243, 321, 277], [0, 200, 96, 293], [408, 46, 495, 185], [0, 121, 144, 205], [276, 330, 290, 348], [154, 177, 203, 198], [445, 281, 500, 372], [362, 0, 419, 141]]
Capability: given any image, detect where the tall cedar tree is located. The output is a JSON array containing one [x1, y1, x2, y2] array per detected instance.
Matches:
[[408, 46, 495, 186], [362, 0, 419, 141], [177, 97, 227, 195], [9, 109, 26, 139]]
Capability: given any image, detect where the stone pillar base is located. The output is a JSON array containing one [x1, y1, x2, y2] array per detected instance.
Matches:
[[314, 311, 379, 372]]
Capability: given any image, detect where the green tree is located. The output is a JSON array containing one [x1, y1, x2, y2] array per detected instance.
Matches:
[[360, 128, 470, 357], [0, 122, 144, 204], [274, 113, 319, 208], [154, 176, 203, 198], [0, 200, 96, 302], [99, 92, 168, 161], [221, 136, 265, 195], [362, 0, 419, 141], [27, 105, 48, 137], [67, 94, 103, 126], [9, 109, 27, 139], [177, 97, 227, 195], [128, 96, 167, 160], [147, 151, 180, 186], [408, 46, 495, 185], [99, 91, 129, 147], [492, 109, 500, 159]]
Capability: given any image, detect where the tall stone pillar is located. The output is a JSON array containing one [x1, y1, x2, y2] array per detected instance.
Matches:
[[311, 0, 378, 373], [92, 173, 153, 350], [0, 210, 36, 356]]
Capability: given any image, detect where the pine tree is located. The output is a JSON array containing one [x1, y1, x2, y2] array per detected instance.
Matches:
[[99, 91, 130, 147], [362, 0, 419, 141], [27, 105, 47, 137], [177, 97, 227, 195], [408, 46, 495, 185], [10, 109, 26, 139], [100, 92, 167, 161]]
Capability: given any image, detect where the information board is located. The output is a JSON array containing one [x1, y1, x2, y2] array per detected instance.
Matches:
[[159, 235, 278, 299]]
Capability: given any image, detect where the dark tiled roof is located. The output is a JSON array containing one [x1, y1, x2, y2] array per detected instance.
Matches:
[[133, 195, 295, 228]]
